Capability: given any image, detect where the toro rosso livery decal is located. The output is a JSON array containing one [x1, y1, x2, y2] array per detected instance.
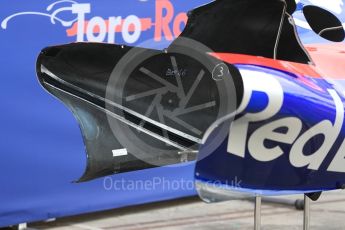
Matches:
[[1, 0, 187, 44]]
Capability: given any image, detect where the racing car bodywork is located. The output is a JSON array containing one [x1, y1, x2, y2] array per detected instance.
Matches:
[[196, 46, 345, 201], [36, 0, 345, 198]]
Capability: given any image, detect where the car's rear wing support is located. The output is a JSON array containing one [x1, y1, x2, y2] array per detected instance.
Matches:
[[254, 196, 262, 230], [253, 195, 310, 230], [303, 195, 311, 230]]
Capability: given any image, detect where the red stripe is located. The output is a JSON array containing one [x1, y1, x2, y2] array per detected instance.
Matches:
[[211, 43, 345, 80]]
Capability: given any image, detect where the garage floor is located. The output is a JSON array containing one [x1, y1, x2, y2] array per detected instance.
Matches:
[[21, 191, 345, 229]]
